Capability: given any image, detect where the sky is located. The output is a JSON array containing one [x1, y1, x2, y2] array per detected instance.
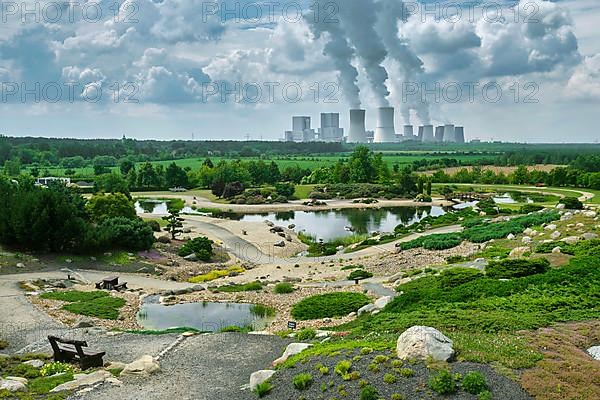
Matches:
[[0, 0, 599, 143]]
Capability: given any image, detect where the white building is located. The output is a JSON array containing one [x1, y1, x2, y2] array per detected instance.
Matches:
[[284, 116, 316, 142], [318, 113, 344, 142]]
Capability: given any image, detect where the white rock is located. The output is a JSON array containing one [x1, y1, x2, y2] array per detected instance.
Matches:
[[576, 223, 585, 228], [524, 228, 534, 236], [396, 326, 454, 362], [5, 377, 28, 385], [0, 379, 27, 392], [561, 236, 580, 245], [507, 233, 515, 240], [556, 203, 565, 209], [522, 236, 533, 244], [544, 224, 557, 231], [121, 355, 160, 376], [509, 247, 530, 258], [273, 343, 313, 366], [50, 370, 113, 392], [587, 346, 600, 360], [583, 232, 598, 240], [551, 231, 561, 240], [552, 247, 562, 254], [584, 211, 597, 218], [357, 303, 376, 316], [249, 370, 276, 391], [373, 296, 393, 310], [23, 359, 44, 368]]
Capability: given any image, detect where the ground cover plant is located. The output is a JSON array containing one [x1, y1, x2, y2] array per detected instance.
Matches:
[[291, 292, 370, 320], [40, 290, 126, 320], [486, 258, 550, 279], [461, 210, 560, 243], [211, 281, 263, 293], [188, 265, 245, 283], [398, 233, 463, 251], [273, 282, 295, 294]]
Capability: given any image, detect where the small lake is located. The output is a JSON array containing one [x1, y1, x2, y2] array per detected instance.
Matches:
[[137, 297, 274, 332], [135, 200, 199, 215], [225, 206, 447, 241], [493, 193, 534, 204]]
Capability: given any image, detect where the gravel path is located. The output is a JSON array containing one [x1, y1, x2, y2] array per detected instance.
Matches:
[[72, 333, 290, 400]]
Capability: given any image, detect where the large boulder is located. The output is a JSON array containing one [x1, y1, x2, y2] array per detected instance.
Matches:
[[374, 296, 393, 310], [588, 346, 600, 360], [357, 303, 376, 316], [50, 370, 114, 393], [0, 378, 27, 392], [396, 326, 454, 362], [561, 236, 580, 245], [583, 232, 599, 240], [521, 236, 533, 244], [551, 231, 561, 240], [584, 211, 597, 218], [121, 355, 160, 376], [544, 224, 557, 231], [509, 247, 530, 258], [23, 359, 45, 368], [272, 343, 312, 366], [249, 370, 276, 391]]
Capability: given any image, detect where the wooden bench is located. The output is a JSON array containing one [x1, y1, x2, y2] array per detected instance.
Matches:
[[48, 336, 105, 370], [95, 276, 127, 291]]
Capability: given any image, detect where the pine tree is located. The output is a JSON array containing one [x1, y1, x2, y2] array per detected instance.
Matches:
[[162, 204, 184, 240]]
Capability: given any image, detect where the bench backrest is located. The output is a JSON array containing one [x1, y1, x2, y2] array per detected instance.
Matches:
[[48, 335, 88, 359]]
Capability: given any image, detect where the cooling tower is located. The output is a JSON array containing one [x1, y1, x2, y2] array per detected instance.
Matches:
[[455, 126, 465, 143], [422, 125, 434, 142], [418, 126, 424, 141], [403, 125, 413, 141], [374, 107, 396, 143], [435, 126, 444, 142], [348, 109, 367, 143], [443, 124, 455, 142]]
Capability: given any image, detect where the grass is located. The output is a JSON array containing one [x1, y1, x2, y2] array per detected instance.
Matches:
[[291, 292, 371, 320], [41, 290, 126, 320], [274, 282, 295, 294], [188, 265, 245, 283], [28, 372, 75, 394], [211, 281, 263, 293], [281, 340, 394, 368]]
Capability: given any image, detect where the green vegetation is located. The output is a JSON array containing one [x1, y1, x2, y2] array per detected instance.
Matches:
[[291, 292, 370, 320], [439, 268, 483, 288], [253, 381, 274, 398], [292, 373, 313, 390], [461, 211, 560, 243], [461, 371, 488, 395], [486, 258, 550, 279], [334, 360, 352, 379], [249, 304, 276, 318], [347, 269, 373, 281], [428, 370, 457, 394], [188, 265, 245, 283], [212, 281, 263, 293], [359, 385, 379, 400], [40, 362, 73, 377], [40, 290, 126, 320], [383, 373, 397, 384], [399, 233, 463, 251], [220, 325, 252, 333], [295, 328, 317, 341], [559, 197, 583, 209], [274, 282, 295, 294], [86, 193, 136, 222]]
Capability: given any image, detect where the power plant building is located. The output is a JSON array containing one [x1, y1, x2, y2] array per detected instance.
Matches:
[[435, 126, 444, 142], [348, 109, 367, 143], [455, 126, 465, 143], [318, 113, 344, 142], [422, 125, 434, 142], [374, 107, 396, 143], [284, 116, 316, 142]]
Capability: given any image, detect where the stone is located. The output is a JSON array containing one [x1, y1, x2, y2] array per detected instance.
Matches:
[[556, 203, 565, 209], [583, 232, 598, 240], [561, 236, 580, 245], [50, 370, 113, 393], [23, 359, 45, 368], [576, 223, 585, 228], [523, 228, 534, 236], [552, 247, 562, 254], [16, 263, 25, 268], [584, 211, 597, 218], [522, 236, 533, 244], [509, 247, 530, 258], [587, 346, 600, 360], [74, 318, 95, 328], [347, 312, 357, 318], [374, 296, 393, 310], [288, 224, 296, 229], [121, 355, 160, 376], [506, 233, 515, 240], [273, 343, 312, 366], [106, 361, 127, 370], [396, 326, 454, 362], [183, 227, 192, 233], [5, 377, 28, 385], [357, 303, 376, 316], [249, 370, 276, 391], [183, 253, 198, 261], [551, 231, 561, 240], [65, 259, 73, 263], [274, 240, 286, 247], [544, 224, 557, 231], [0, 378, 27, 392], [561, 212, 573, 221], [157, 235, 171, 244]]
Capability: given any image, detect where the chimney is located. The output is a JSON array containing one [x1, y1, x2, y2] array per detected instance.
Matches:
[[348, 109, 367, 143], [455, 126, 465, 143], [422, 125, 434, 142], [374, 107, 396, 143], [443, 124, 455, 142]]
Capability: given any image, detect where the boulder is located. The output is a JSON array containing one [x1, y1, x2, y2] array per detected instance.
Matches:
[[50, 370, 114, 393], [74, 318, 95, 328], [121, 355, 160, 376], [396, 326, 454, 362], [551, 231, 561, 240], [561, 236, 580, 245], [157, 235, 171, 244], [544, 224, 557, 231], [523, 228, 534, 236], [0, 378, 27, 392], [584, 211, 597, 218], [583, 232, 599, 240], [23, 359, 45, 368], [357, 303, 376, 316], [506, 233, 515, 240], [183, 253, 198, 261], [272, 343, 312, 366], [521, 236, 533, 244], [509, 247, 530, 258], [274, 241, 286, 248], [587, 346, 600, 360], [373, 296, 393, 310], [552, 247, 562, 254], [556, 203, 565, 210], [249, 370, 276, 391]]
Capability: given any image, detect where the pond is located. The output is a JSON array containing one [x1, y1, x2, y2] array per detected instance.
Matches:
[[135, 200, 199, 215], [137, 296, 274, 332], [224, 206, 447, 241], [493, 193, 534, 204]]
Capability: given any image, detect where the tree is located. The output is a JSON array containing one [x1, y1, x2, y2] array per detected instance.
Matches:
[[348, 146, 376, 183], [120, 160, 135, 175], [86, 193, 136, 222], [3, 159, 21, 176], [275, 182, 295, 198], [426, 180, 432, 196], [202, 158, 214, 168], [94, 173, 130, 196], [440, 186, 454, 199], [96, 217, 155, 251], [162, 204, 184, 240], [137, 162, 161, 189], [222, 181, 245, 198], [165, 162, 189, 188]]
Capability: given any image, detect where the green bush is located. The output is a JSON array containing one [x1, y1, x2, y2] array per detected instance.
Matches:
[[462, 371, 488, 395], [360, 385, 379, 400], [96, 216, 155, 251], [295, 328, 317, 341], [213, 281, 263, 293], [40, 290, 126, 320], [347, 269, 373, 281], [254, 381, 273, 398], [486, 258, 550, 279], [292, 373, 313, 390], [439, 268, 483, 288], [462, 211, 560, 243], [428, 370, 457, 394], [398, 368, 414, 378], [399, 233, 462, 251], [559, 197, 583, 210], [274, 282, 295, 294], [146, 219, 161, 232], [520, 204, 544, 214], [383, 373, 397, 384], [478, 390, 493, 400], [334, 360, 352, 377], [535, 241, 576, 255], [178, 236, 214, 259], [291, 292, 370, 320], [40, 362, 73, 377]]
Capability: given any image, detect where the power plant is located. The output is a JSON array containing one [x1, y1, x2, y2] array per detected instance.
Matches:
[[283, 107, 466, 143]]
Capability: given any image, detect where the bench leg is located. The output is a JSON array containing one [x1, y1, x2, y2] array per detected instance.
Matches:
[[80, 355, 104, 370]]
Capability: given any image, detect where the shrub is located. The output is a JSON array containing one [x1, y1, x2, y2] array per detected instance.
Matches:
[[383, 373, 397, 384], [295, 328, 317, 341], [446, 255, 469, 264], [360, 347, 374, 355], [559, 197, 583, 210], [334, 360, 352, 377], [213, 281, 262, 293], [96, 216, 155, 250], [439, 268, 483, 288], [462, 371, 488, 395], [398, 368, 414, 378], [188, 266, 244, 283], [400, 233, 462, 251], [486, 258, 550, 279], [462, 211, 560, 243], [178, 236, 214, 259], [535, 241, 576, 255], [292, 373, 313, 390], [291, 292, 370, 320], [274, 282, 295, 294], [478, 390, 493, 400], [254, 381, 273, 398], [391, 394, 406, 400], [360, 385, 380, 400], [520, 204, 544, 214], [347, 269, 373, 281], [428, 370, 457, 394], [40, 362, 73, 377], [146, 219, 161, 232], [373, 355, 389, 364]]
